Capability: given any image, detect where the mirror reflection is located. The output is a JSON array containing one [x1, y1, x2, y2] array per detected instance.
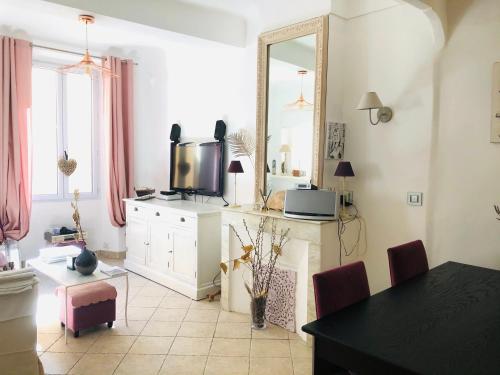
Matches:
[[265, 34, 316, 194]]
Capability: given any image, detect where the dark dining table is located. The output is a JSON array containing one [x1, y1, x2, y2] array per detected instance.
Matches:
[[302, 261, 500, 375]]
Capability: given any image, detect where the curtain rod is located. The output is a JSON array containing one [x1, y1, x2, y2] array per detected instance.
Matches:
[[31, 43, 139, 65]]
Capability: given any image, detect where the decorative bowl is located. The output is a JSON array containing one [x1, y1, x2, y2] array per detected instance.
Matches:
[[135, 187, 155, 197]]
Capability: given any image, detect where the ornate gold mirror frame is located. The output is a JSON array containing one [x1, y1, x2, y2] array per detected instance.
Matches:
[[254, 16, 329, 202]]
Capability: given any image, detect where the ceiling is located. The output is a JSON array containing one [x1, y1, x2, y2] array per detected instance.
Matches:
[[331, 0, 402, 19], [177, 0, 258, 19], [177, 0, 403, 21]]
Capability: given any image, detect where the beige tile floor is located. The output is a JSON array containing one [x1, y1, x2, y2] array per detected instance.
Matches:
[[36, 259, 312, 375]]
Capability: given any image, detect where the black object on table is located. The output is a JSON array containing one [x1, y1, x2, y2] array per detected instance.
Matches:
[[302, 262, 500, 375]]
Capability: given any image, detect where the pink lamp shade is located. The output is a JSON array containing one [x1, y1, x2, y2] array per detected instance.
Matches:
[[228, 160, 244, 173], [334, 161, 355, 177]]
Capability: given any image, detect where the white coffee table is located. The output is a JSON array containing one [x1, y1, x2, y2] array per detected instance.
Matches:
[[27, 258, 129, 343]]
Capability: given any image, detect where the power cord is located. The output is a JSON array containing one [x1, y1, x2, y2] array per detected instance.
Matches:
[[337, 203, 365, 265]]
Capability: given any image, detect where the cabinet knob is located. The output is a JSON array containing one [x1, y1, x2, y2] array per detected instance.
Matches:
[[168, 250, 173, 254], [155, 212, 160, 216], [134, 207, 138, 212], [180, 217, 185, 222], [144, 241, 150, 246]]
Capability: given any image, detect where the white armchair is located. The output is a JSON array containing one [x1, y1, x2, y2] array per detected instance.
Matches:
[[0, 268, 43, 375]]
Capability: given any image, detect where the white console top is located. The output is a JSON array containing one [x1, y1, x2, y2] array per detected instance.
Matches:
[[221, 204, 335, 225], [123, 198, 221, 216]]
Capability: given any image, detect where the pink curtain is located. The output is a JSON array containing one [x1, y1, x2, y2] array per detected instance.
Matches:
[[0, 37, 32, 243], [104, 57, 134, 227]]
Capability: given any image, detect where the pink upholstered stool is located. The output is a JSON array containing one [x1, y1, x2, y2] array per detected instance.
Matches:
[[56, 281, 117, 337]]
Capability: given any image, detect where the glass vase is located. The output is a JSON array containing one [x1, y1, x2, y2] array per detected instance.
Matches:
[[250, 295, 267, 330]]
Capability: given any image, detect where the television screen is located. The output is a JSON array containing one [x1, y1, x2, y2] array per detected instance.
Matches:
[[170, 142, 224, 196]]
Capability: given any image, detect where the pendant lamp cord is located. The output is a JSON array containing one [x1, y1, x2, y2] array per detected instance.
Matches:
[[85, 20, 89, 53]]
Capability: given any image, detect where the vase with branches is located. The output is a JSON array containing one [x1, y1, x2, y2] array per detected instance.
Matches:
[[71, 189, 97, 275], [220, 217, 290, 329]]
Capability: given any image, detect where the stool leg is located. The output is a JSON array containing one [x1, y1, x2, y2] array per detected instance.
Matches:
[[107, 321, 113, 328], [73, 331, 79, 338], [64, 286, 68, 344]]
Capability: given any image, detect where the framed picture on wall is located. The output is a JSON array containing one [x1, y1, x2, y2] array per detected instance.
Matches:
[[325, 121, 345, 160]]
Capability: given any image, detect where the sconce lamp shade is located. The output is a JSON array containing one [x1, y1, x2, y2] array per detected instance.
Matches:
[[228, 160, 244, 173], [356, 92, 383, 110], [266, 164, 270, 173], [334, 161, 355, 177], [279, 144, 291, 153]]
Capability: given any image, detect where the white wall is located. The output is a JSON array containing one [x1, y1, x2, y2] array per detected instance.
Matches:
[[427, 0, 500, 269], [323, 5, 436, 293]]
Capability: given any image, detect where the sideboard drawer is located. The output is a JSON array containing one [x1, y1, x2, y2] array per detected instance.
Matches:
[[149, 208, 196, 230], [169, 213, 196, 230], [126, 204, 150, 219]]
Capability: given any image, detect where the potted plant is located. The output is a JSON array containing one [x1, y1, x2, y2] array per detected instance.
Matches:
[[220, 217, 289, 329]]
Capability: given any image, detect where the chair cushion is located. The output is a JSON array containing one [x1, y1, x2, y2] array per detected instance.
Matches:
[[56, 282, 117, 309]]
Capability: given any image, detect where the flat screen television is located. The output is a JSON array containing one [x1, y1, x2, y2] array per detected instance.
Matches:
[[170, 141, 224, 196]]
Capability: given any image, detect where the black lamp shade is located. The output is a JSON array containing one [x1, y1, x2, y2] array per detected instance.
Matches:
[[334, 161, 355, 177], [228, 160, 244, 173], [266, 164, 270, 173]]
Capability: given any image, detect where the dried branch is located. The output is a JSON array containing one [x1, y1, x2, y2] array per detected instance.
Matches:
[[71, 189, 85, 245], [221, 216, 289, 299]]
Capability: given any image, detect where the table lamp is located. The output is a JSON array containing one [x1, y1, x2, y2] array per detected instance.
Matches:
[[279, 144, 291, 175], [228, 160, 244, 208], [334, 161, 355, 218]]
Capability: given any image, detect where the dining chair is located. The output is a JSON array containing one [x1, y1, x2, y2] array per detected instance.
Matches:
[[312, 261, 370, 319], [387, 239, 429, 287]]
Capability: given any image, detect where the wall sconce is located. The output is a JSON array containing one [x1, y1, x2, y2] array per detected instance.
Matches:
[[356, 92, 393, 126]]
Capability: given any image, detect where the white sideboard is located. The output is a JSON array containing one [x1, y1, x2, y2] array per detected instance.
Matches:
[[123, 199, 221, 300]]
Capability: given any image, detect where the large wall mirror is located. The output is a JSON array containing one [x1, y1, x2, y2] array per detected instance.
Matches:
[[255, 16, 329, 201]]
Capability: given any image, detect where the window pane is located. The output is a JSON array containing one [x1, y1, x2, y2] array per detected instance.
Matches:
[[32, 67, 59, 196], [66, 73, 93, 193]]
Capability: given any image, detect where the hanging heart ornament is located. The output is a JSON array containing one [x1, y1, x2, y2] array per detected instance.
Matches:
[[58, 151, 77, 176]]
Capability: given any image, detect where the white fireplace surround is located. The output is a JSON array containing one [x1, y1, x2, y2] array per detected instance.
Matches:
[[220, 206, 341, 341]]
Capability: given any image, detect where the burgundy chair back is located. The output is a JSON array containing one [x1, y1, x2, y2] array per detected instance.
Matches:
[[312, 261, 370, 319], [387, 240, 429, 287]]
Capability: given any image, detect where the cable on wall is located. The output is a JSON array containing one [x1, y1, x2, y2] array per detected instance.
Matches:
[[337, 204, 366, 265]]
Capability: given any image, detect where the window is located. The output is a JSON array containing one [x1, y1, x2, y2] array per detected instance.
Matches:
[[31, 63, 99, 199]]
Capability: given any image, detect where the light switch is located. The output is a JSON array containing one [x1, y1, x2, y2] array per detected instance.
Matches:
[[407, 192, 423, 206]]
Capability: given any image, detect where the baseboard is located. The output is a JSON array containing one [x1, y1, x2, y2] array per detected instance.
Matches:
[[124, 259, 219, 300], [95, 250, 126, 259]]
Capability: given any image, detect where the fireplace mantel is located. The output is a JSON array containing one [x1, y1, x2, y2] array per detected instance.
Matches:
[[220, 205, 344, 341]]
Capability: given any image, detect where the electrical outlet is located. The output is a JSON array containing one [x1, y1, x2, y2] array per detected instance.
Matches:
[[407, 192, 423, 206], [340, 191, 353, 206]]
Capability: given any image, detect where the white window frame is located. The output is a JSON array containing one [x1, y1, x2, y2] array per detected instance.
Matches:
[[32, 60, 100, 201]]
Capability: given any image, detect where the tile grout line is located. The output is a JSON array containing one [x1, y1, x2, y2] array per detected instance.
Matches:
[[111, 283, 152, 375], [38, 262, 304, 375]]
